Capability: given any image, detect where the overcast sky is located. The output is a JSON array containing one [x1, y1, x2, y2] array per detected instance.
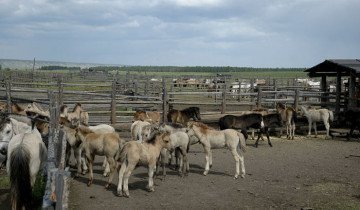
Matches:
[[0, 0, 359, 67]]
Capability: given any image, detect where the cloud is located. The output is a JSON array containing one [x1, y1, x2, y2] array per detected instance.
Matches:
[[0, 0, 359, 67]]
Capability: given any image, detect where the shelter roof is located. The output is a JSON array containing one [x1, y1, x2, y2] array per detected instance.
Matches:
[[305, 59, 360, 77]]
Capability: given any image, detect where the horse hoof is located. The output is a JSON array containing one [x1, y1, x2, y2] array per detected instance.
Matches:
[[87, 182, 92, 187], [209, 164, 212, 168], [105, 183, 111, 189], [103, 173, 109, 177], [148, 188, 155, 192], [269, 144, 273, 147], [203, 171, 208, 176], [254, 144, 258, 148], [241, 174, 245, 178], [234, 175, 238, 179], [116, 191, 123, 197]]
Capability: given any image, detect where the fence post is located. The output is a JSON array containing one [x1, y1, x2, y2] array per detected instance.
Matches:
[[221, 81, 227, 114], [237, 80, 242, 102], [110, 80, 117, 124], [57, 76, 64, 106], [273, 79, 278, 108], [250, 78, 255, 110], [256, 86, 262, 109], [5, 79, 11, 113], [294, 89, 300, 111], [162, 77, 168, 123], [169, 79, 174, 111]]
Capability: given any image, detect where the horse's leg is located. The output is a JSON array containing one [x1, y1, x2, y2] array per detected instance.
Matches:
[[147, 163, 156, 192], [239, 152, 246, 178], [286, 122, 290, 139], [87, 154, 95, 186], [255, 133, 261, 148], [103, 158, 110, 177], [116, 161, 127, 197], [105, 157, 116, 189], [308, 120, 312, 136], [230, 148, 240, 179], [75, 148, 82, 177], [123, 163, 136, 198], [102, 157, 107, 168], [251, 129, 255, 140], [203, 145, 211, 176], [266, 128, 272, 147], [324, 121, 330, 139], [313, 122, 317, 138], [291, 122, 295, 140]]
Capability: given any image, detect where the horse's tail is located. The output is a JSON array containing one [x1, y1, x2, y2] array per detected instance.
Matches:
[[117, 143, 128, 164], [328, 110, 334, 122], [237, 131, 247, 153], [10, 145, 32, 210], [186, 137, 191, 153], [114, 139, 125, 162]]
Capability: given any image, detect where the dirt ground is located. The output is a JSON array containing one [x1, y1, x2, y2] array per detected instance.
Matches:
[[67, 134, 360, 210], [0, 135, 359, 210]]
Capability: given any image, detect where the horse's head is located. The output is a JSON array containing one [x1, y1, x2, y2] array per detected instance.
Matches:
[[193, 107, 201, 121], [160, 131, 172, 150], [0, 112, 12, 155]]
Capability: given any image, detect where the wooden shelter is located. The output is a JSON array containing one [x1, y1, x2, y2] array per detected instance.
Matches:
[[305, 59, 360, 115]]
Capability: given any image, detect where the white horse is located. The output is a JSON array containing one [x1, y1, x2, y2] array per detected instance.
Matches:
[[0, 113, 47, 209], [186, 121, 246, 179], [0, 114, 32, 155], [300, 106, 334, 139], [131, 120, 151, 142]]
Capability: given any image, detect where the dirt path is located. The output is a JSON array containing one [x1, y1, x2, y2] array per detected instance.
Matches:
[[68, 136, 360, 210]]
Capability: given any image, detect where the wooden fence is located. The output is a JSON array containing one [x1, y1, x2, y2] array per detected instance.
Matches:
[[0, 70, 349, 209]]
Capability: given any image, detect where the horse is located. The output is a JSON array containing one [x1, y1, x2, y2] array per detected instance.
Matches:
[[254, 113, 283, 147], [61, 103, 89, 126], [300, 106, 334, 139], [218, 113, 266, 140], [131, 120, 152, 142], [276, 103, 297, 140], [0, 112, 47, 209], [75, 126, 125, 188], [186, 121, 246, 179], [116, 131, 172, 197], [167, 107, 201, 126], [133, 110, 161, 124], [338, 109, 360, 140], [0, 102, 27, 116], [24, 102, 50, 118], [0, 112, 33, 155]]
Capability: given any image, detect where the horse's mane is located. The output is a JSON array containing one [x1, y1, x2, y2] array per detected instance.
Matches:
[[276, 103, 286, 109], [73, 103, 82, 112], [0, 112, 9, 129], [181, 107, 200, 118], [165, 122, 184, 129], [192, 121, 212, 133], [146, 130, 163, 145], [60, 105, 68, 113]]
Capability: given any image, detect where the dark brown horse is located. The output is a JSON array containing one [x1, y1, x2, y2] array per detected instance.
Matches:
[[218, 113, 265, 140], [254, 113, 283, 147], [167, 107, 201, 126]]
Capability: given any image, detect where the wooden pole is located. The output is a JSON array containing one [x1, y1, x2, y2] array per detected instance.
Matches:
[[237, 80, 242, 102], [294, 89, 300, 111], [221, 78, 227, 114], [348, 71, 356, 109], [57, 76, 64, 106], [335, 72, 342, 117], [256, 86, 262, 109], [5, 79, 11, 113], [162, 77, 168, 123], [110, 80, 117, 124]]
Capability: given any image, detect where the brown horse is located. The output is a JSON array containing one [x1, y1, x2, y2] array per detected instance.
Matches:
[[167, 107, 201, 126], [276, 103, 297, 140], [133, 110, 160, 124]]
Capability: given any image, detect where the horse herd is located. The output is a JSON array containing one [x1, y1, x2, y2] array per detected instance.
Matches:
[[0, 101, 358, 209]]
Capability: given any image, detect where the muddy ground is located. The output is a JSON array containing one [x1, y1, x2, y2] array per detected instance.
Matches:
[[0, 135, 359, 210], [66, 134, 360, 210]]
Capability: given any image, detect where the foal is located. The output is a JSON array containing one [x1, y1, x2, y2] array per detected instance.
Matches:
[[276, 103, 296, 139], [75, 126, 125, 188], [300, 106, 334, 139], [116, 131, 172, 197], [187, 121, 246, 179]]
